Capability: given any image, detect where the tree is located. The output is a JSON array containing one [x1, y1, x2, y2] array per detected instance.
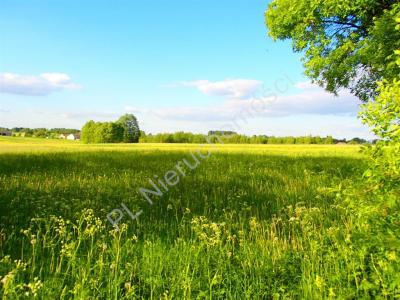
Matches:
[[348, 137, 367, 144], [267, 8, 400, 295], [314, 136, 323, 144], [93, 122, 124, 143], [81, 120, 96, 143], [81, 121, 124, 143], [266, 1, 400, 101], [117, 114, 140, 143], [208, 130, 237, 136], [325, 136, 334, 144], [33, 128, 48, 138]]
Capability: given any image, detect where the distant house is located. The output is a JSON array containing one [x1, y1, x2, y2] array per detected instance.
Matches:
[[67, 133, 80, 140], [0, 129, 12, 136], [59, 133, 80, 140]]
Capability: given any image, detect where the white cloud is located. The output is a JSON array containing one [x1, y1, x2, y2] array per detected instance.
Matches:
[[263, 89, 359, 116], [124, 105, 147, 114], [129, 80, 360, 123], [180, 79, 262, 99], [0, 107, 10, 113], [295, 81, 318, 90], [0, 72, 80, 96], [58, 111, 120, 120], [0, 79, 368, 139]]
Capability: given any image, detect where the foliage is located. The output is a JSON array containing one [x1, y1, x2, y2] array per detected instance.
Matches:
[[95, 122, 124, 143], [266, 0, 400, 101], [140, 132, 356, 144], [267, 3, 400, 297], [207, 130, 237, 136], [337, 18, 400, 298], [81, 114, 140, 144], [3, 127, 80, 138], [325, 78, 400, 298], [3, 127, 366, 145], [117, 114, 140, 143], [81, 120, 96, 143]]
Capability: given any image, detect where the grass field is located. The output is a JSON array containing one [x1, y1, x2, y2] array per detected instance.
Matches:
[[0, 137, 368, 299]]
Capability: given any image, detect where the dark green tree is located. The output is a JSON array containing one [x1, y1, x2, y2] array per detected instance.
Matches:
[[266, 1, 400, 101], [117, 114, 140, 143], [93, 122, 124, 143], [81, 121, 123, 143], [33, 128, 48, 138]]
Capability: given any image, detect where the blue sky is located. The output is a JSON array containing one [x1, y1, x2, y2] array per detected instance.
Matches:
[[0, 0, 374, 139]]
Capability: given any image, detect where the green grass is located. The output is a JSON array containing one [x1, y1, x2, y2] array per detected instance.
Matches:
[[0, 137, 368, 299]]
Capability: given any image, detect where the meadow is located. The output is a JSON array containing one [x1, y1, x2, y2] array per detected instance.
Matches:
[[0, 137, 372, 299]]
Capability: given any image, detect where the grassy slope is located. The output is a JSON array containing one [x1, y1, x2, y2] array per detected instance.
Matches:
[[0, 137, 366, 299]]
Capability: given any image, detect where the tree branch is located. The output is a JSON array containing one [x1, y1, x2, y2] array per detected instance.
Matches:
[[322, 19, 364, 30]]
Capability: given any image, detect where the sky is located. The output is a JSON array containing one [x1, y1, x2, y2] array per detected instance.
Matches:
[[0, 0, 375, 139]]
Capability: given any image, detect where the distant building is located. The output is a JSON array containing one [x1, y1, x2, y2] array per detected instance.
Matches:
[[336, 142, 347, 145], [59, 133, 80, 140], [0, 129, 12, 136], [67, 133, 80, 140]]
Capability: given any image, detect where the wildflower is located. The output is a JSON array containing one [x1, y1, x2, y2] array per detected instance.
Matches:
[[30, 235, 37, 245], [249, 217, 259, 231], [315, 275, 324, 290], [25, 277, 43, 297], [328, 287, 336, 298], [14, 259, 27, 270], [238, 230, 245, 245], [345, 234, 351, 243], [191, 216, 224, 246], [101, 243, 107, 251], [21, 229, 31, 236], [54, 216, 67, 236], [124, 282, 132, 291], [1, 271, 15, 288], [60, 241, 75, 258], [386, 251, 397, 261]]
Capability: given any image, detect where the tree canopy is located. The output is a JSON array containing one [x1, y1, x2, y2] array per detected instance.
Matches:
[[117, 114, 140, 143], [81, 114, 140, 144], [139, 131, 349, 144], [266, 0, 400, 101]]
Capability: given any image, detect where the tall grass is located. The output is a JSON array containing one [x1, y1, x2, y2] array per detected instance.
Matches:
[[1, 138, 386, 298]]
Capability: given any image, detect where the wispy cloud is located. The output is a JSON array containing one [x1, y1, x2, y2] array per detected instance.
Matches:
[[180, 79, 262, 99], [0, 107, 10, 113], [58, 111, 120, 120], [25, 109, 120, 122], [128, 80, 360, 122], [0, 72, 80, 96], [264, 82, 359, 116]]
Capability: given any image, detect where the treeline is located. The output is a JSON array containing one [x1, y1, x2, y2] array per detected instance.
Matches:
[[81, 114, 140, 143], [2, 124, 370, 145], [1, 127, 79, 138], [140, 132, 369, 144]]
